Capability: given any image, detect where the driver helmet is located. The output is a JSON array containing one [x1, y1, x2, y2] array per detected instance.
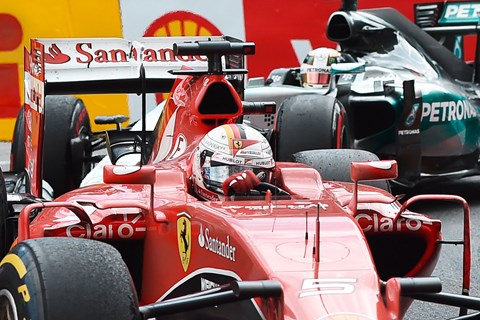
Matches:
[[192, 123, 275, 201], [300, 47, 341, 88]]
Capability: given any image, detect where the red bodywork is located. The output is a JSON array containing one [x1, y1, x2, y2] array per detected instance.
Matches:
[[17, 37, 455, 319]]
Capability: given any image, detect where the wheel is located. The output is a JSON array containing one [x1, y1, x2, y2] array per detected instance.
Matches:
[[274, 94, 351, 162], [291, 149, 391, 192], [10, 96, 92, 197], [10, 106, 25, 172], [0, 168, 7, 258], [0, 237, 140, 320]]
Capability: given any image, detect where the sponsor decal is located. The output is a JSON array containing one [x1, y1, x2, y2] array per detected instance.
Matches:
[[231, 138, 259, 155], [233, 139, 243, 149], [398, 129, 420, 136], [166, 133, 187, 160], [422, 100, 477, 123], [215, 154, 246, 165], [198, 224, 236, 261], [66, 213, 145, 239], [405, 103, 420, 127], [177, 212, 192, 272], [0, 254, 31, 302], [201, 277, 220, 291], [202, 137, 229, 153], [440, 3, 480, 24], [194, 184, 221, 201], [45, 43, 70, 64], [223, 202, 328, 211], [43, 41, 208, 66], [304, 66, 330, 73], [355, 213, 431, 232]]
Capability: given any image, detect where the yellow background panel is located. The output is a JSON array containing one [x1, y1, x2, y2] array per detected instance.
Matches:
[[0, 0, 128, 140]]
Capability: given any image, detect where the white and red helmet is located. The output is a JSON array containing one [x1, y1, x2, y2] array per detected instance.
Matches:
[[300, 47, 341, 88], [192, 123, 275, 201]]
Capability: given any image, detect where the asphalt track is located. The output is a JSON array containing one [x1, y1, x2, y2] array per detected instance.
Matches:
[[1, 141, 480, 318]]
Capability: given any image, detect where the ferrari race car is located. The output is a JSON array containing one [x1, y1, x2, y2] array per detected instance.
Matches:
[[0, 36, 478, 319], [244, 1, 480, 188]]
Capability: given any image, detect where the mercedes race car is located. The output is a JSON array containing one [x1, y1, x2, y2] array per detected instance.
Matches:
[[0, 36, 478, 319], [244, 0, 480, 188]]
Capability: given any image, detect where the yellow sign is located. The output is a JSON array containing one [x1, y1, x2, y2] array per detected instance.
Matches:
[[177, 212, 192, 272], [0, 0, 126, 140]]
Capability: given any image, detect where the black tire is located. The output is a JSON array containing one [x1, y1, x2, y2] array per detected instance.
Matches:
[[274, 94, 351, 162], [11, 96, 92, 197], [0, 168, 7, 258], [0, 237, 140, 320], [10, 106, 25, 172], [291, 149, 391, 192]]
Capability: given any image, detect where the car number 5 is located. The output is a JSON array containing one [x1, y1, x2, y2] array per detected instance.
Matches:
[[299, 278, 357, 298]]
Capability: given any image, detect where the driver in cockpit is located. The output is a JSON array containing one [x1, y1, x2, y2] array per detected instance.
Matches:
[[191, 123, 282, 201]]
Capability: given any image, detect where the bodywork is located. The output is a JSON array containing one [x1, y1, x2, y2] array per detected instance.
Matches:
[[3, 36, 475, 319]]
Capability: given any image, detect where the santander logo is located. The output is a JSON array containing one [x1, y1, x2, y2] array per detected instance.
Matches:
[[45, 44, 70, 64], [44, 41, 208, 65]]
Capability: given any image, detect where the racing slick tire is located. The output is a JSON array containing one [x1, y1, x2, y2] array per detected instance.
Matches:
[[274, 94, 351, 162], [291, 149, 391, 192], [11, 96, 92, 197], [10, 106, 25, 173], [0, 168, 7, 258], [0, 237, 140, 320]]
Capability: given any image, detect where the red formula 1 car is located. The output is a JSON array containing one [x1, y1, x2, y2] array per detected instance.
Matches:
[[0, 36, 477, 319]]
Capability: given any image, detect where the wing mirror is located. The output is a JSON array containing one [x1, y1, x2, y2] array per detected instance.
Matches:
[[331, 62, 365, 75], [103, 165, 156, 185], [105, 131, 152, 165], [103, 165, 157, 217], [348, 160, 398, 215]]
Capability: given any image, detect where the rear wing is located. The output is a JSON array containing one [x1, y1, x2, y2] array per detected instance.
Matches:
[[416, 2, 480, 81], [23, 35, 247, 197]]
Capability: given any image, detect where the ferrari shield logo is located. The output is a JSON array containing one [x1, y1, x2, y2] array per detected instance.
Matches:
[[233, 139, 243, 149], [177, 212, 192, 272]]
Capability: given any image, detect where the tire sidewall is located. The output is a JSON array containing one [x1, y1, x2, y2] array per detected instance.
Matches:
[[274, 94, 351, 161], [43, 96, 91, 196], [0, 169, 7, 258], [0, 238, 140, 320], [0, 247, 46, 320], [9, 97, 92, 197], [10, 106, 25, 173]]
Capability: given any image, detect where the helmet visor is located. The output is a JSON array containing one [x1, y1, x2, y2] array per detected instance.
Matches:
[[301, 71, 331, 86], [202, 164, 269, 190]]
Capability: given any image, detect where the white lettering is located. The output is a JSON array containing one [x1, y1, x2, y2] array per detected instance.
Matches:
[[444, 5, 458, 18], [198, 226, 237, 261], [65, 214, 143, 239], [422, 100, 476, 123], [355, 213, 429, 232]]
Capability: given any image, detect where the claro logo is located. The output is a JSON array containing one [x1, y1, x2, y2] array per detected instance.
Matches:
[[355, 213, 431, 232], [65, 213, 145, 239]]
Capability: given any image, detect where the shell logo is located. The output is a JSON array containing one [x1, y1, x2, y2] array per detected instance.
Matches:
[[144, 11, 221, 37], [143, 11, 222, 103]]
